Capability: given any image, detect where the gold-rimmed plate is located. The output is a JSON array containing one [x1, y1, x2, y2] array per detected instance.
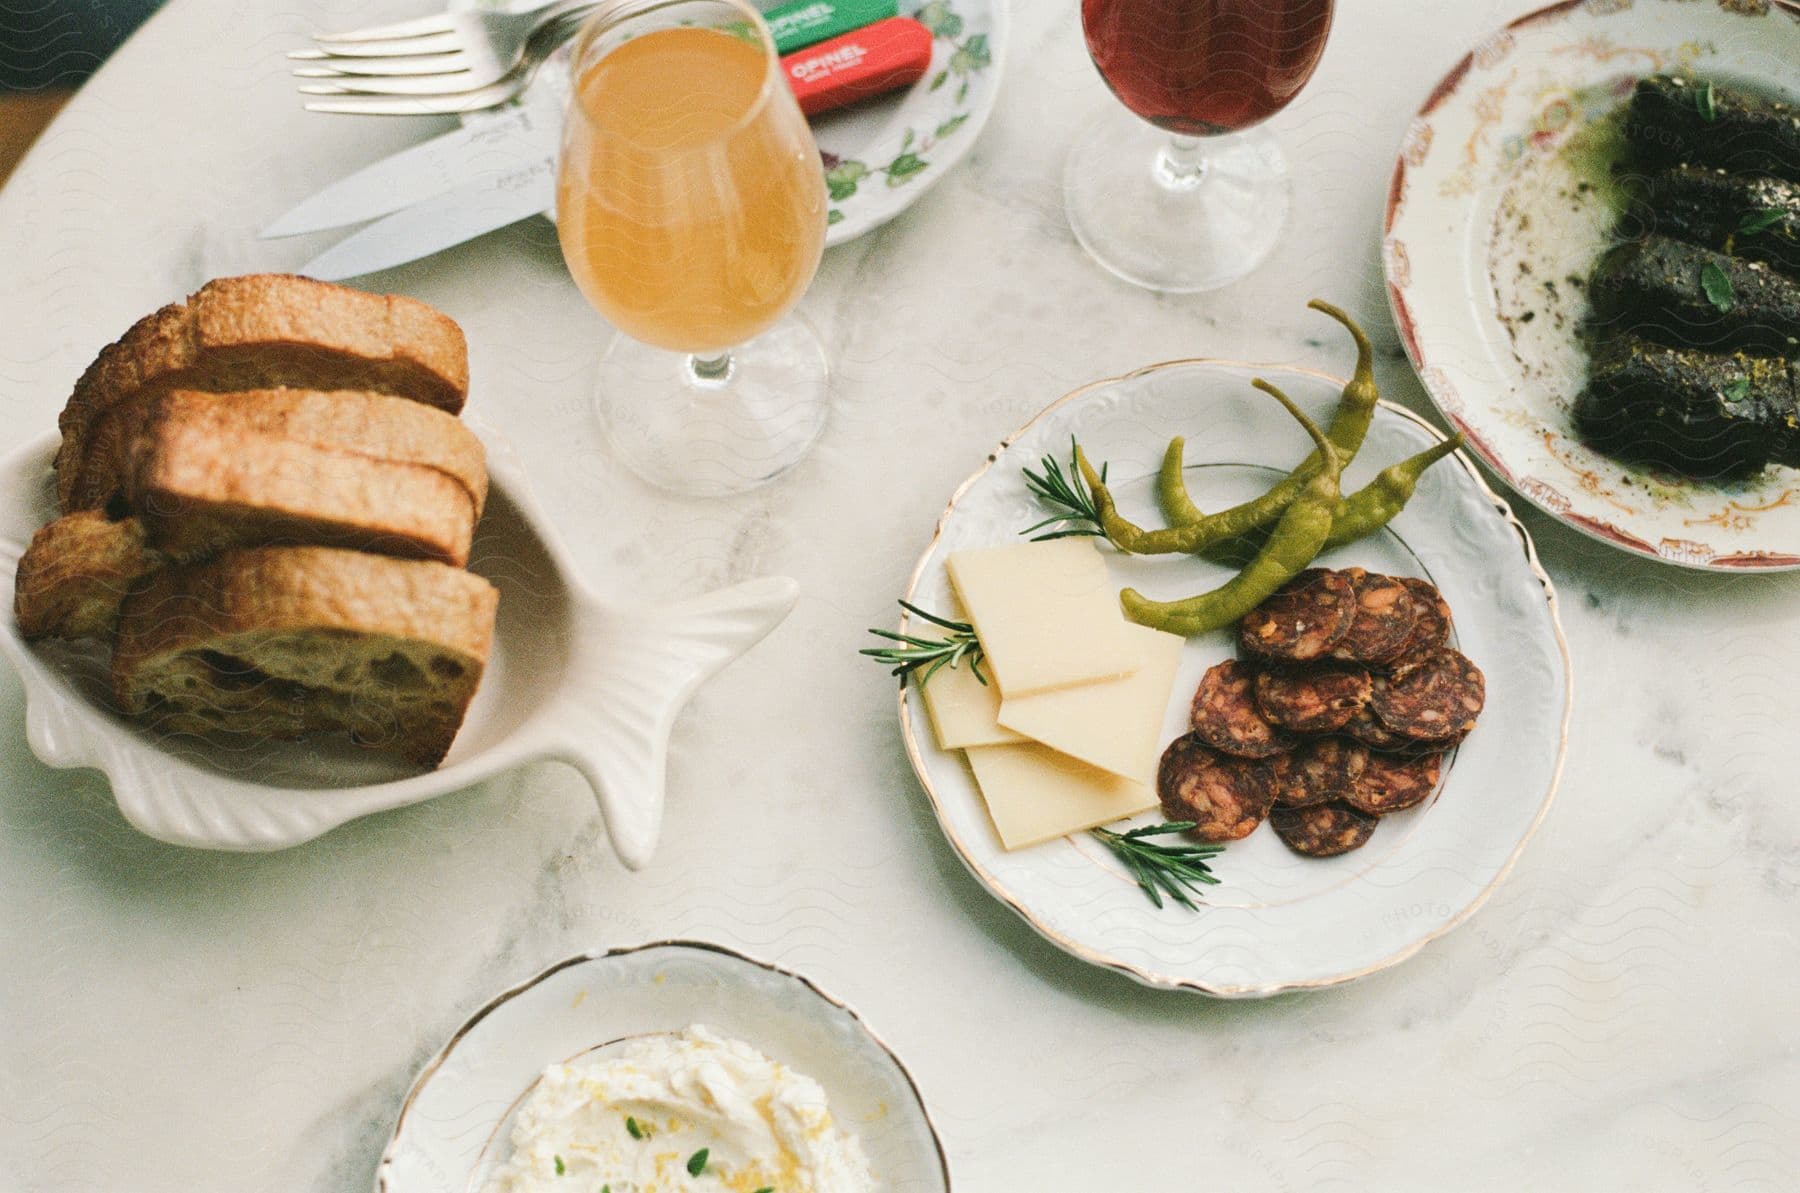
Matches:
[[375, 941, 949, 1191], [897, 360, 1571, 997]]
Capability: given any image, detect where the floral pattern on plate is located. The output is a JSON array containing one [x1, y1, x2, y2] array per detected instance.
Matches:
[[1384, 0, 1800, 569]]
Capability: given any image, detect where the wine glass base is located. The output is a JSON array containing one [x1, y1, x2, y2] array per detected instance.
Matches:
[[1063, 107, 1293, 293], [594, 316, 830, 499]]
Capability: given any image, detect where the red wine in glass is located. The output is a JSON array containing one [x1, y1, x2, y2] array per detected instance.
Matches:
[[1065, 0, 1336, 291], [1082, 0, 1335, 135]]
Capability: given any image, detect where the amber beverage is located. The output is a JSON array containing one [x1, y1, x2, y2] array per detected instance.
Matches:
[[555, 0, 831, 498]]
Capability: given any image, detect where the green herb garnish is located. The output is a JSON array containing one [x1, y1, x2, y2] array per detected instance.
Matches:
[[1090, 821, 1224, 910], [862, 601, 986, 687], [1696, 79, 1717, 122], [625, 1115, 645, 1140], [1723, 377, 1752, 401], [1739, 208, 1783, 235], [553, 1155, 565, 1176], [687, 1148, 710, 1176], [1701, 261, 1734, 313], [1021, 437, 1106, 541]]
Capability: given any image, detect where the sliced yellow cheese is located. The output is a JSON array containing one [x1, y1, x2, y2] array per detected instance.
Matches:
[[996, 623, 1185, 784], [965, 742, 1155, 851], [920, 655, 1026, 749], [946, 538, 1137, 697]]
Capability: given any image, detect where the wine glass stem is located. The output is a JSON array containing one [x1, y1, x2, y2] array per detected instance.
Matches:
[[1155, 135, 1210, 193], [688, 351, 737, 389]]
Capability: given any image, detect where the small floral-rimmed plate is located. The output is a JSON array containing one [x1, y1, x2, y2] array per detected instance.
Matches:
[[1384, 0, 1800, 570], [374, 941, 950, 1192], [465, 0, 1006, 246], [896, 360, 1571, 997]]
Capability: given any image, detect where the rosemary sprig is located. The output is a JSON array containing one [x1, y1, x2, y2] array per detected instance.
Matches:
[[1091, 821, 1224, 910], [861, 600, 987, 686], [1021, 436, 1106, 540]]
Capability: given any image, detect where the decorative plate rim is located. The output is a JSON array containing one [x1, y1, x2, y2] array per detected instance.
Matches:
[[895, 357, 1573, 998], [1382, 0, 1800, 573], [372, 939, 952, 1192]]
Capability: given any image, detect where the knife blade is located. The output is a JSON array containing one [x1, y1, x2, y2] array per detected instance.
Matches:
[[262, 96, 561, 238], [299, 156, 556, 280]]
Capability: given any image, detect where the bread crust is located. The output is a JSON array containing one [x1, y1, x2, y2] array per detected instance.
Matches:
[[13, 511, 164, 640], [56, 275, 469, 510], [112, 547, 499, 767]]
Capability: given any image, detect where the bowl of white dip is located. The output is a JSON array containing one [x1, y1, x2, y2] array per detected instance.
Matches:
[[375, 941, 949, 1193]]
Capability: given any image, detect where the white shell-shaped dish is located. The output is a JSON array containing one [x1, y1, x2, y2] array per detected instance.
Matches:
[[898, 360, 1572, 997], [463, 0, 1008, 247], [375, 941, 950, 1193], [0, 428, 796, 864], [1384, 0, 1800, 570]]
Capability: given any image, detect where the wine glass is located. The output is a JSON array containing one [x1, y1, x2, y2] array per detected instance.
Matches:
[[1066, 0, 1336, 293], [557, 0, 829, 497]]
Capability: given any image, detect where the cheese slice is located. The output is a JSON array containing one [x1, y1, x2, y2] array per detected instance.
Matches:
[[965, 742, 1156, 851], [946, 538, 1137, 697], [920, 655, 1026, 749], [996, 623, 1185, 784]]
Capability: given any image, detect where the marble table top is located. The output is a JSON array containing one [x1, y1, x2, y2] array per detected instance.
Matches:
[[2, 0, 1797, 1189]]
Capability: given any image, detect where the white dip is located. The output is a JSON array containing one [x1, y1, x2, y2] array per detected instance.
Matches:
[[485, 1024, 876, 1193]]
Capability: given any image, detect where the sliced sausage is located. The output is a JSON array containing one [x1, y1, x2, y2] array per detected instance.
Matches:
[[1156, 733, 1277, 842], [1344, 702, 1411, 752], [1386, 576, 1453, 678], [1370, 648, 1486, 741], [1326, 568, 1418, 665], [1236, 568, 1356, 663], [1268, 736, 1369, 808], [1190, 659, 1292, 759], [1253, 664, 1372, 734], [1344, 750, 1443, 815], [1270, 801, 1379, 857]]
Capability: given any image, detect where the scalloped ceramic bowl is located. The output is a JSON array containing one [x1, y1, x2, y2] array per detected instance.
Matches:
[[375, 941, 951, 1193], [0, 427, 796, 863], [898, 359, 1572, 997], [1384, 0, 1800, 569]]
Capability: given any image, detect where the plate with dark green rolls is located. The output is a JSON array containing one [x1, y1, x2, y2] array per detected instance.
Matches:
[[1385, 0, 1800, 570], [868, 314, 1571, 997]]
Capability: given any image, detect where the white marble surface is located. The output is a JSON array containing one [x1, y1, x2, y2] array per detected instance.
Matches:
[[2, 0, 1798, 1189]]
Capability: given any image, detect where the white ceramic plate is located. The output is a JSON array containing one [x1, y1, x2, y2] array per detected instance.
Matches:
[[896, 360, 1571, 997], [466, 0, 1007, 246], [0, 428, 796, 864], [1384, 0, 1800, 570], [375, 941, 950, 1193]]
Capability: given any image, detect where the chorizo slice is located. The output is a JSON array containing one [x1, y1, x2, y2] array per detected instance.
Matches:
[[1370, 648, 1486, 741], [1326, 568, 1419, 665], [1268, 736, 1369, 808], [1157, 733, 1277, 843], [1270, 801, 1378, 857], [1344, 702, 1411, 752], [1253, 664, 1372, 734], [1236, 568, 1356, 663], [1343, 750, 1443, 815], [1386, 577, 1453, 678], [1190, 658, 1292, 759]]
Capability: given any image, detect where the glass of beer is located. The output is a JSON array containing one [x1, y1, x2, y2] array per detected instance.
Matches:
[[1066, 0, 1335, 293], [557, 0, 829, 497]]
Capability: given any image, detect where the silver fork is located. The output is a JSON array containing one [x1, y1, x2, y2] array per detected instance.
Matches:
[[291, 0, 600, 102]]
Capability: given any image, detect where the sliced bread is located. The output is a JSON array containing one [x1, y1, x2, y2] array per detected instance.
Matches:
[[57, 274, 469, 511], [13, 510, 164, 640], [112, 546, 498, 768], [130, 391, 478, 567]]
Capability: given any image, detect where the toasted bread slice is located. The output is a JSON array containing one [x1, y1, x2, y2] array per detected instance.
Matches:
[[132, 388, 487, 514], [57, 274, 469, 511], [130, 392, 478, 567], [14, 510, 165, 640], [112, 547, 498, 768]]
